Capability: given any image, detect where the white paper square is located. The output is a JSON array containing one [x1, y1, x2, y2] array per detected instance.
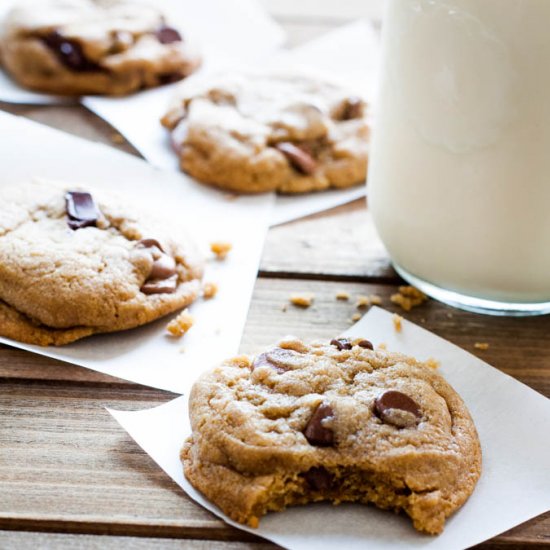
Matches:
[[110, 307, 550, 549], [84, 20, 381, 226], [0, 0, 285, 104], [0, 111, 274, 393]]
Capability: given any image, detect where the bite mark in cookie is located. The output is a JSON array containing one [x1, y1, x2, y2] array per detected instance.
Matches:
[[182, 338, 481, 534]]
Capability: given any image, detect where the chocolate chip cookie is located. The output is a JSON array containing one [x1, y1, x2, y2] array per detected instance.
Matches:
[[161, 73, 369, 193], [0, 181, 203, 346], [0, 0, 200, 96], [182, 336, 481, 534]]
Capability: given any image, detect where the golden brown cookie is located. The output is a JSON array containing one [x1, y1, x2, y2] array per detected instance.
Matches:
[[182, 336, 481, 534], [161, 73, 369, 193], [0, 0, 200, 96], [0, 181, 204, 346]]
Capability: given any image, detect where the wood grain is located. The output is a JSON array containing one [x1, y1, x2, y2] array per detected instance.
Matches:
[[0, 532, 276, 550], [0, 379, 548, 546], [262, 199, 395, 280], [0, 383, 237, 540]]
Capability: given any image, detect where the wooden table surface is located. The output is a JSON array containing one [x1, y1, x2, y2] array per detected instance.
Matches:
[[1, 4, 549, 549]]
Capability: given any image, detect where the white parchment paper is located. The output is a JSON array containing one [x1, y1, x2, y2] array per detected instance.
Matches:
[[110, 307, 550, 549], [83, 21, 380, 226], [0, 0, 285, 104], [0, 111, 274, 393]]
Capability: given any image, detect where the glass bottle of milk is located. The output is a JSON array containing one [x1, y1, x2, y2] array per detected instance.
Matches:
[[368, 0, 550, 315]]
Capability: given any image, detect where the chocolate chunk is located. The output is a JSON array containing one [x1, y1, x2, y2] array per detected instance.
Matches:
[[65, 191, 100, 230], [42, 32, 101, 72], [252, 348, 295, 373], [330, 338, 352, 351], [158, 72, 185, 85], [140, 274, 178, 295], [303, 467, 333, 491], [303, 403, 334, 446], [149, 254, 177, 280], [341, 96, 363, 120], [155, 25, 183, 44], [357, 339, 374, 350], [375, 390, 421, 428], [275, 142, 317, 175]]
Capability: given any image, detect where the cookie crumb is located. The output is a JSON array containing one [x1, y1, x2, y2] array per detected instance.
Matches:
[[425, 357, 440, 370], [279, 336, 309, 353], [210, 241, 232, 259], [290, 293, 314, 308], [336, 290, 350, 301], [390, 285, 427, 311], [179, 347, 186, 354], [392, 313, 403, 332], [111, 132, 125, 144], [202, 282, 218, 299], [228, 355, 252, 368], [356, 295, 370, 308], [281, 304, 288, 312], [166, 309, 194, 337], [474, 342, 489, 350], [369, 294, 382, 306], [351, 312, 362, 322], [377, 342, 387, 350]]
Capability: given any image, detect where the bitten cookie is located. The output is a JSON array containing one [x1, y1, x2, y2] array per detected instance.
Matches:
[[0, 181, 204, 346], [161, 73, 369, 193], [0, 0, 200, 96], [182, 336, 481, 534]]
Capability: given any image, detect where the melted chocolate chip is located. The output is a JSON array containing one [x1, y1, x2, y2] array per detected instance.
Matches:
[[252, 348, 295, 373], [137, 238, 164, 251], [140, 274, 178, 295], [303, 467, 333, 491], [357, 339, 374, 350], [341, 96, 363, 120], [155, 25, 182, 44], [65, 191, 100, 230], [375, 390, 421, 428], [42, 31, 101, 72], [138, 239, 178, 295], [303, 403, 334, 447], [275, 142, 317, 175], [330, 338, 352, 351], [149, 253, 177, 280]]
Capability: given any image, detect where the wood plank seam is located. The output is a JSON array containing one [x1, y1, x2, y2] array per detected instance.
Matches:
[[0, 519, 264, 543]]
